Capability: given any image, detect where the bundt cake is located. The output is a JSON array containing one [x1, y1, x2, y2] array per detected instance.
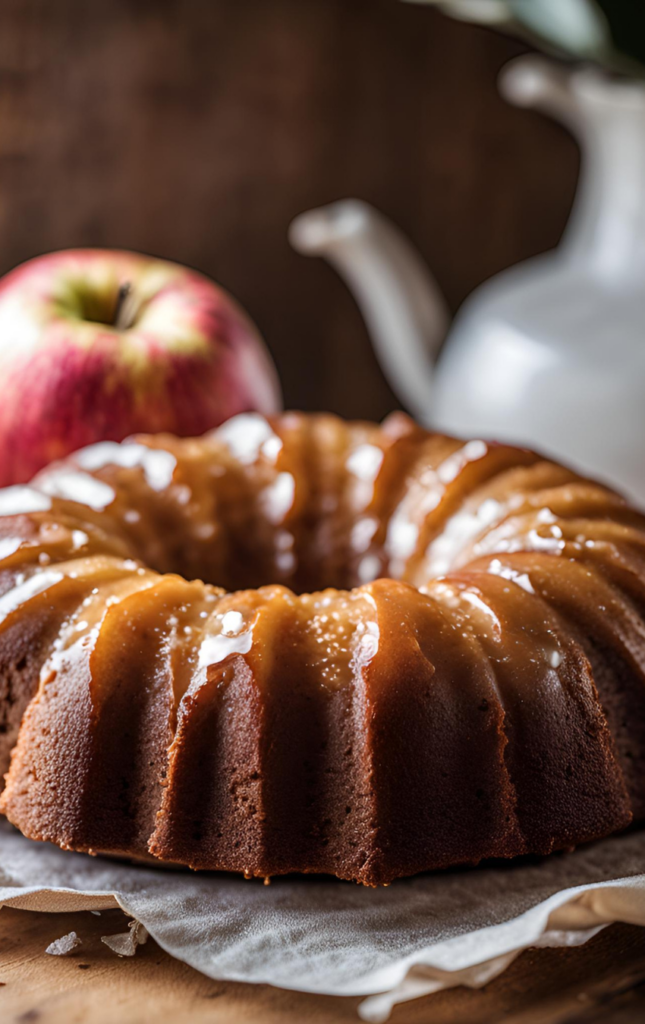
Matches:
[[0, 411, 642, 885]]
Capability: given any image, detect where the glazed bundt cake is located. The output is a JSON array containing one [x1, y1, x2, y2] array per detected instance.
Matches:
[[0, 411, 643, 885]]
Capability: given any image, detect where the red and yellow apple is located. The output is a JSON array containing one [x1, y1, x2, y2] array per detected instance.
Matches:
[[0, 249, 282, 486]]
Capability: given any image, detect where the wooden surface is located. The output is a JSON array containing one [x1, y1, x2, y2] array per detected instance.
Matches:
[[1, 908, 645, 1023], [0, 0, 578, 420]]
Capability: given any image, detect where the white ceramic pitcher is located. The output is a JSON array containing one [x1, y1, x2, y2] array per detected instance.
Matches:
[[290, 55, 645, 505]]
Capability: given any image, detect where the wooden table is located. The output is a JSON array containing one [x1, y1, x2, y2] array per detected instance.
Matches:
[[2, 907, 645, 1023]]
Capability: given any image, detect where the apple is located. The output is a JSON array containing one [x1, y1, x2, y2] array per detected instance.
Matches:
[[0, 249, 282, 486]]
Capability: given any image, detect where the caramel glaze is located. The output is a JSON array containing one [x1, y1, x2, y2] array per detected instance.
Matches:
[[0, 411, 641, 884]]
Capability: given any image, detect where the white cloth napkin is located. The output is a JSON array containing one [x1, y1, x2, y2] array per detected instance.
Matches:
[[1, 819, 645, 1021]]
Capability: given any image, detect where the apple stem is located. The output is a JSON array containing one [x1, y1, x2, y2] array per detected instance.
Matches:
[[113, 282, 136, 331]]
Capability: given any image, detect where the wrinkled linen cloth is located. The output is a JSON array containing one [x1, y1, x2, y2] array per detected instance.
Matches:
[[1, 819, 645, 1021]]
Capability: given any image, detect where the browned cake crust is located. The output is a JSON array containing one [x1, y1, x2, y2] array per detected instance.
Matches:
[[0, 412, 641, 885]]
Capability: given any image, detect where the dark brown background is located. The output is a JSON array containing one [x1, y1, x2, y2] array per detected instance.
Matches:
[[0, 0, 578, 420]]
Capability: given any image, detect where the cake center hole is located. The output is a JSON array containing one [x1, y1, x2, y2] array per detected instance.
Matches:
[[164, 537, 389, 595]]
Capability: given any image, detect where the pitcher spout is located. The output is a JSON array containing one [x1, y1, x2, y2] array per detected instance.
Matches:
[[289, 200, 449, 424]]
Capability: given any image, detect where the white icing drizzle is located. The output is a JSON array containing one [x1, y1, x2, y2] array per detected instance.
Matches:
[[488, 558, 536, 595], [357, 554, 381, 584], [355, 618, 380, 660], [38, 470, 116, 511], [426, 497, 504, 576], [216, 413, 278, 465], [261, 472, 295, 525], [437, 439, 488, 484], [351, 516, 378, 555], [221, 610, 244, 636], [0, 570, 64, 624], [198, 630, 253, 667], [76, 442, 177, 492], [346, 444, 384, 483], [197, 602, 256, 668], [0, 486, 52, 516], [387, 440, 491, 576], [0, 537, 24, 560], [386, 516, 419, 565]]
